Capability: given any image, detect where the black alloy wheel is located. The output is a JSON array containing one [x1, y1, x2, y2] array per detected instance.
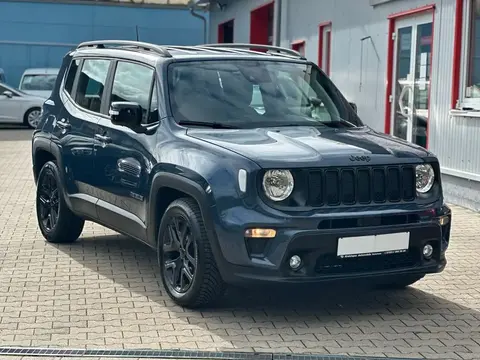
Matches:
[[162, 215, 198, 295], [37, 167, 60, 232]]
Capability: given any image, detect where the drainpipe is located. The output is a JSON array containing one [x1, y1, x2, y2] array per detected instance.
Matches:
[[190, 7, 207, 44], [273, 0, 282, 46]]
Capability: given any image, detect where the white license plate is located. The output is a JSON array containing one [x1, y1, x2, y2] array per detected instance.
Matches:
[[337, 232, 410, 258]]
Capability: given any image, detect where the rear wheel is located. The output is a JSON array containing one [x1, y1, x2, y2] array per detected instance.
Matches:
[[24, 107, 41, 129], [36, 161, 84, 243], [158, 198, 225, 308]]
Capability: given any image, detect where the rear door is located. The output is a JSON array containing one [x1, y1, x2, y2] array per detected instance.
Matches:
[[0, 84, 23, 122], [52, 57, 113, 218], [93, 59, 158, 242]]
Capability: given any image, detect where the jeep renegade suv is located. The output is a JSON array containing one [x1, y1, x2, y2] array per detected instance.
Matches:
[[32, 40, 452, 308]]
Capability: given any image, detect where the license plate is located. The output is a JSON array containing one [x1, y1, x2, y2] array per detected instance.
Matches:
[[337, 232, 410, 258]]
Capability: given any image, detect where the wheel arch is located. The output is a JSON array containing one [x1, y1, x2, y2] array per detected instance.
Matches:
[[23, 106, 42, 125], [147, 172, 215, 247]]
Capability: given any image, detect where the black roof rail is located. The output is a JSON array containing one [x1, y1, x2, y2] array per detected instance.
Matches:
[[200, 43, 303, 58], [76, 40, 172, 57]]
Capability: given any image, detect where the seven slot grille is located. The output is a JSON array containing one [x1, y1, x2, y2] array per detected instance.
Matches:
[[307, 165, 416, 206]]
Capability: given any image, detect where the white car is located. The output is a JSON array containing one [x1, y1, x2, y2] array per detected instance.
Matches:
[[18, 68, 59, 99], [0, 82, 45, 128]]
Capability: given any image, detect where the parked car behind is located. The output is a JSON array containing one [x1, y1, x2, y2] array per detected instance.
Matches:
[[0, 82, 44, 128], [19, 68, 59, 99]]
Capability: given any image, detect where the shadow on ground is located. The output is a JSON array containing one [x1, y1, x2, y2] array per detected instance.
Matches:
[[0, 125, 33, 141], [57, 234, 480, 357]]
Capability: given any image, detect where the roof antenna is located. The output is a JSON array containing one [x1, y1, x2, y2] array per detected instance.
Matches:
[[135, 25, 139, 41]]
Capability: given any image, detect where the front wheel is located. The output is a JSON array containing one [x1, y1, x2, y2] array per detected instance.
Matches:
[[36, 161, 84, 243], [157, 198, 225, 308]]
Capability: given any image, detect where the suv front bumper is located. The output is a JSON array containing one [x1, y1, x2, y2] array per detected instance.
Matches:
[[207, 204, 451, 286]]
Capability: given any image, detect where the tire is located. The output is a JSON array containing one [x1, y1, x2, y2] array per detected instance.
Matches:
[[24, 107, 41, 129], [157, 197, 225, 308], [377, 275, 424, 289], [36, 160, 84, 243]]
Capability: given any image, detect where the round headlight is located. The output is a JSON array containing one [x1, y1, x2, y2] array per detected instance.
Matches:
[[262, 170, 294, 202], [416, 164, 435, 193]]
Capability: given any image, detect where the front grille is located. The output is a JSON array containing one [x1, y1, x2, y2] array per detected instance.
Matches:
[[315, 250, 419, 275], [307, 165, 416, 207]]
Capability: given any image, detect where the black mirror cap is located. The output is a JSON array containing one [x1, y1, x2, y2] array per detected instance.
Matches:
[[109, 101, 142, 128], [349, 102, 357, 113]]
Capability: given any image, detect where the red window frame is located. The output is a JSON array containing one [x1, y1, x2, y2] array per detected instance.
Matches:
[[291, 40, 306, 56], [318, 21, 332, 75]]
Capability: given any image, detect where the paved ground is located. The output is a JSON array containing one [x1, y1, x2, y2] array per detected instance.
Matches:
[[1, 128, 480, 360]]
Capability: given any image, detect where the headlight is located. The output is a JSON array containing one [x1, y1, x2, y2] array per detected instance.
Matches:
[[262, 170, 294, 201], [416, 164, 435, 193]]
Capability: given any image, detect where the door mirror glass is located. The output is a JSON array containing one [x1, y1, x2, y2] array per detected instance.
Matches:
[[109, 102, 142, 129], [2, 90, 13, 98], [349, 102, 357, 113]]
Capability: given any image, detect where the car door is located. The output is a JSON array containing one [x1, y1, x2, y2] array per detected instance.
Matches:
[[93, 59, 158, 242], [52, 57, 112, 218], [0, 84, 23, 122]]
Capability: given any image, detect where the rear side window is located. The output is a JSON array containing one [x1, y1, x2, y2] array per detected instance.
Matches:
[[20, 74, 57, 91], [75, 59, 111, 114], [64, 59, 80, 96], [110, 61, 157, 124]]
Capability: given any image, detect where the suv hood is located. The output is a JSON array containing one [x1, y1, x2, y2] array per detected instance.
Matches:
[[187, 126, 430, 168]]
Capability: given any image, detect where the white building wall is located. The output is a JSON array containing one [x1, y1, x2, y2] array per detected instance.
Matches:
[[208, 0, 480, 211], [208, 0, 273, 43]]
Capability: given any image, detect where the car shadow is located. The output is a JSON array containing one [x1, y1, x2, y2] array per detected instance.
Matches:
[[59, 233, 479, 357]]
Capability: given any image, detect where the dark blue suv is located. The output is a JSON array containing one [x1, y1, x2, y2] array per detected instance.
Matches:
[[32, 40, 452, 308]]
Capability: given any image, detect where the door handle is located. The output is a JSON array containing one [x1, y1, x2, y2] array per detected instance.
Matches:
[[57, 119, 71, 130], [94, 134, 112, 143]]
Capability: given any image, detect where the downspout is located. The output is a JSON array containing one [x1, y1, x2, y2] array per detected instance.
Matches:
[[190, 7, 207, 44], [273, 0, 282, 46]]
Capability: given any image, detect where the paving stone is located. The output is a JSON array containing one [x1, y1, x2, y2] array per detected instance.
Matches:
[[1, 129, 480, 360]]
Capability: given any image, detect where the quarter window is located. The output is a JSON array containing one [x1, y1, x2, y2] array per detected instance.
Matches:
[[75, 59, 111, 114], [110, 61, 156, 124], [64, 59, 80, 96]]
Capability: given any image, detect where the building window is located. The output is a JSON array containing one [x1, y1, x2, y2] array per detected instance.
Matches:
[[218, 19, 234, 43], [459, 0, 480, 109], [318, 22, 332, 75], [291, 40, 305, 56]]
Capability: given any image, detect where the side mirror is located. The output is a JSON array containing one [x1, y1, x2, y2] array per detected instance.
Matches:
[[109, 102, 142, 129], [2, 90, 13, 98], [349, 102, 357, 113]]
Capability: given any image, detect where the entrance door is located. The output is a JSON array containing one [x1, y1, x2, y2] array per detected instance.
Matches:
[[391, 13, 433, 148]]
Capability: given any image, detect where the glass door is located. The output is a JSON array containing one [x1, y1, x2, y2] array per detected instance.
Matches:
[[391, 14, 433, 148]]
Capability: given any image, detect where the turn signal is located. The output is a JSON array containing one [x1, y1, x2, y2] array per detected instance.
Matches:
[[439, 215, 450, 226], [244, 228, 276, 238]]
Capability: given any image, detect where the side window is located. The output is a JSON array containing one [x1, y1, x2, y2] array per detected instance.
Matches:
[[75, 59, 111, 113], [64, 59, 80, 96], [110, 61, 155, 124], [0, 84, 7, 93]]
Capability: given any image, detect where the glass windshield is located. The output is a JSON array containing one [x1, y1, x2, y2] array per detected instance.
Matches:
[[167, 60, 363, 128], [20, 74, 57, 91]]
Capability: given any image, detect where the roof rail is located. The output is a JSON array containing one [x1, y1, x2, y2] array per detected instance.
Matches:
[[200, 43, 303, 58], [76, 40, 172, 57]]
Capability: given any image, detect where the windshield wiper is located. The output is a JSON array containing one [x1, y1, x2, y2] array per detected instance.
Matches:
[[178, 121, 240, 129]]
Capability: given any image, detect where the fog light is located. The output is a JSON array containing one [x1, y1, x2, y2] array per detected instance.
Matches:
[[244, 228, 276, 238], [423, 244, 434, 259], [289, 255, 302, 270], [439, 215, 450, 226]]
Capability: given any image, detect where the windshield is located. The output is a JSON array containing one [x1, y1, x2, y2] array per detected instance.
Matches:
[[167, 60, 363, 128], [20, 74, 57, 91]]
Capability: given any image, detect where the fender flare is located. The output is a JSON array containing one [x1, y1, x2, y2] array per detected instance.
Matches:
[[147, 172, 228, 275]]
